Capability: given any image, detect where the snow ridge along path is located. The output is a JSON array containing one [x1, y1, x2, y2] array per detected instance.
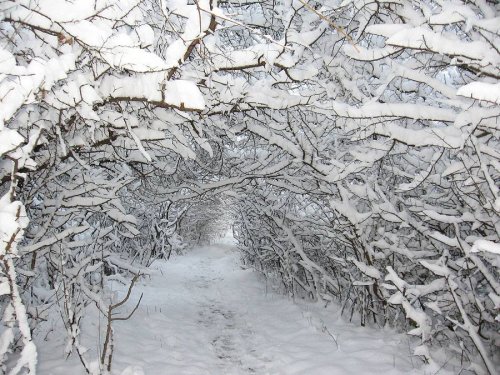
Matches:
[[37, 244, 438, 375]]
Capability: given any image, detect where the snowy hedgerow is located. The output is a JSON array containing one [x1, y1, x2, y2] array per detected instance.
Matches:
[[1, 0, 499, 373], [230, 0, 499, 373], [0, 0, 217, 372]]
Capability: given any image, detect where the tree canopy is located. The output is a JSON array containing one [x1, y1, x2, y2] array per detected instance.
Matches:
[[1, 0, 499, 373]]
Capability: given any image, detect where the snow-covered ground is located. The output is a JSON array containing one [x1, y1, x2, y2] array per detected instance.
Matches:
[[36, 243, 441, 375]]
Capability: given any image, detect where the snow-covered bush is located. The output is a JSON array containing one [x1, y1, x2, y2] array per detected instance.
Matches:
[[230, 0, 499, 373], [1, 0, 498, 373], [0, 0, 217, 372]]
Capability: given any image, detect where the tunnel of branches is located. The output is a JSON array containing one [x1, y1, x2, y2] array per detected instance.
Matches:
[[1, 0, 499, 373]]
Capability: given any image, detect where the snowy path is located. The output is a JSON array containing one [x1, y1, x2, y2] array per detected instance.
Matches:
[[37, 245, 428, 375]]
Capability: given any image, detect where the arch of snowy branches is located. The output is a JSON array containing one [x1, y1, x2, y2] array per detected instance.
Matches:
[[1, 0, 499, 374]]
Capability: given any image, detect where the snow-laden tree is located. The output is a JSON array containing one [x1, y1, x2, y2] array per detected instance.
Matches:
[[1, 0, 499, 373], [1, 0, 325, 370], [0, 112, 36, 374], [0, 0, 218, 372], [224, 0, 499, 373]]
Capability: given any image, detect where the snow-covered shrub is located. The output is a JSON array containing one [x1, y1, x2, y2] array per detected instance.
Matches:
[[231, 0, 499, 373], [1, 0, 498, 373], [0, 0, 216, 371]]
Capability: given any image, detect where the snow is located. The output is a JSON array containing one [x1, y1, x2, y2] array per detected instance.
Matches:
[[457, 82, 500, 104], [135, 25, 155, 47], [365, 24, 411, 38], [386, 27, 498, 67], [62, 20, 112, 46], [329, 186, 372, 226], [164, 81, 206, 111], [102, 46, 171, 73], [0, 195, 28, 250], [419, 260, 450, 277], [0, 50, 76, 128], [428, 5, 477, 25], [0, 129, 24, 155], [34, 243, 438, 375], [351, 258, 382, 279], [385, 266, 407, 292], [470, 239, 500, 256], [2, 0, 498, 372], [99, 75, 205, 111]]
